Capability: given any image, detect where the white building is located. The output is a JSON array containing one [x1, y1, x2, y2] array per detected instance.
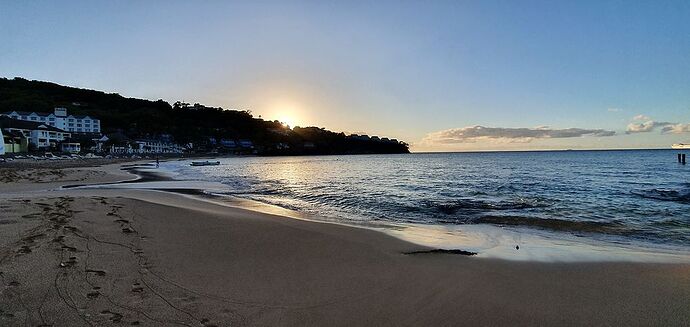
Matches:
[[105, 139, 185, 154], [134, 139, 185, 154], [0, 116, 72, 149], [60, 143, 81, 154], [2, 107, 101, 134]]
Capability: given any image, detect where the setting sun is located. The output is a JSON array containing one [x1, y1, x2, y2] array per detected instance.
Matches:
[[277, 114, 297, 128], [268, 101, 303, 128]]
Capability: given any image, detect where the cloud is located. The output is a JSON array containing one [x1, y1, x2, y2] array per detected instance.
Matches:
[[608, 108, 622, 112], [625, 120, 674, 134], [423, 125, 616, 144], [661, 123, 690, 134], [624, 115, 690, 134]]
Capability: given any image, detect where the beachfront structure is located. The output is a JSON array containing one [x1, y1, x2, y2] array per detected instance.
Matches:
[[2, 107, 101, 134], [0, 117, 72, 149], [238, 139, 254, 149], [348, 134, 401, 144], [220, 139, 237, 148], [134, 139, 185, 154], [2, 129, 29, 153], [105, 139, 186, 154], [60, 142, 81, 154]]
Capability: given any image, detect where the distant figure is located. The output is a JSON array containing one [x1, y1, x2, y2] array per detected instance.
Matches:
[[156, 158, 160, 168]]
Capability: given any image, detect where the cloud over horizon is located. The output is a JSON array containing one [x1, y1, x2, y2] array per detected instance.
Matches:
[[625, 115, 690, 134], [423, 125, 616, 144], [625, 120, 674, 133]]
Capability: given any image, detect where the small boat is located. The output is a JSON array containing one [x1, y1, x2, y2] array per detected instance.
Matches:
[[672, 143, 690, 149], [190, 160, 220, 166]]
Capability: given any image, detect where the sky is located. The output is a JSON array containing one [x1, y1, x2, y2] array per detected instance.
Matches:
[[1, 0, 689, 152]]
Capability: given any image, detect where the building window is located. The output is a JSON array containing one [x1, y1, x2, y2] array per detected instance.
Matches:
[[30, 117, 37, 121]]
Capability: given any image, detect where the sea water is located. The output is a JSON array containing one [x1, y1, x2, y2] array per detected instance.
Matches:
[[157, 150, 690, 261]]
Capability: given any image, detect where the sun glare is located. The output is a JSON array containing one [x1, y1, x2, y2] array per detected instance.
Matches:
[[278, 115, 297, 128], [270, 101, 302, 128]]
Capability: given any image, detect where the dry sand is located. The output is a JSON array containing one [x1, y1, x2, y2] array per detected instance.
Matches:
[[0, 163, 689, 326]]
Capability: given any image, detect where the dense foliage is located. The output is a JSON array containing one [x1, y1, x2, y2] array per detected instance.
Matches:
[[0, 77, 409, 155]]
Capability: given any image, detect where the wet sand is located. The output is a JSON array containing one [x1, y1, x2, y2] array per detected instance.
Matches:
[[0, 163, 689, 326]]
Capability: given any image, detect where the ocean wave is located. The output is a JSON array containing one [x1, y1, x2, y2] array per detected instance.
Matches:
[[168, 151, 690, 247], [651, 219, 690, 229], [631, 188, 690, 204], [426, 198, 548, 215], [472, 215, 628, 234]]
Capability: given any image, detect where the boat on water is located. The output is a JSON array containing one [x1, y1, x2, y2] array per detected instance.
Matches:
[[672, 143, 690, 149], [190, 160, 220, 166]]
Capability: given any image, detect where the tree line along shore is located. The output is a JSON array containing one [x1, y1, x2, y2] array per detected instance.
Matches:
[[0, 77, 409, 157]]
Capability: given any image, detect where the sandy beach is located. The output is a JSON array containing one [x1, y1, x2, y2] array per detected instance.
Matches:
[[1, 162, 689, 326]]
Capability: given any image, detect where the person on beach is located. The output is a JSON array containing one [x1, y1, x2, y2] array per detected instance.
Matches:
[[156, 157, 160, 168]]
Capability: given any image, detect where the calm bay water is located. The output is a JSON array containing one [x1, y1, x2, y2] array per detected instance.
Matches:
[[162, 150, 690, 248]]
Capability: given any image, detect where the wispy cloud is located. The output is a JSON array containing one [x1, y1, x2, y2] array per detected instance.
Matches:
[[632, 114, 650, 121], [608, 108, 623, 112], [423, 125, 616, 144]]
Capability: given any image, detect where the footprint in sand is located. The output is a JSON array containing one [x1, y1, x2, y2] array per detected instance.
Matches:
[[87, 290, 100, 298], [100, 310, 123, 322], [21, 213, 42, 219], [22, 233, 46, 244], [59, 256, 78, 268], [61, 245, 78, 252], [122, 227, 135, 234], [201, 318, 218, 327], [86, 269, 107, 276], [17, 245, 32, 254]]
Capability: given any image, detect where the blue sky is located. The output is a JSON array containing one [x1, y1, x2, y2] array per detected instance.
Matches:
[[1, 0, 689, 151]]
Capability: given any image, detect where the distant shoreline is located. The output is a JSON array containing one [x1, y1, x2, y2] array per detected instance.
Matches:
[[412, 147, 685, 154]]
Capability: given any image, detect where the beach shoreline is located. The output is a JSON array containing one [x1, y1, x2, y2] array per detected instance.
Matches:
[[80, 160, 690, 264], [1, 162, 689, 326]]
